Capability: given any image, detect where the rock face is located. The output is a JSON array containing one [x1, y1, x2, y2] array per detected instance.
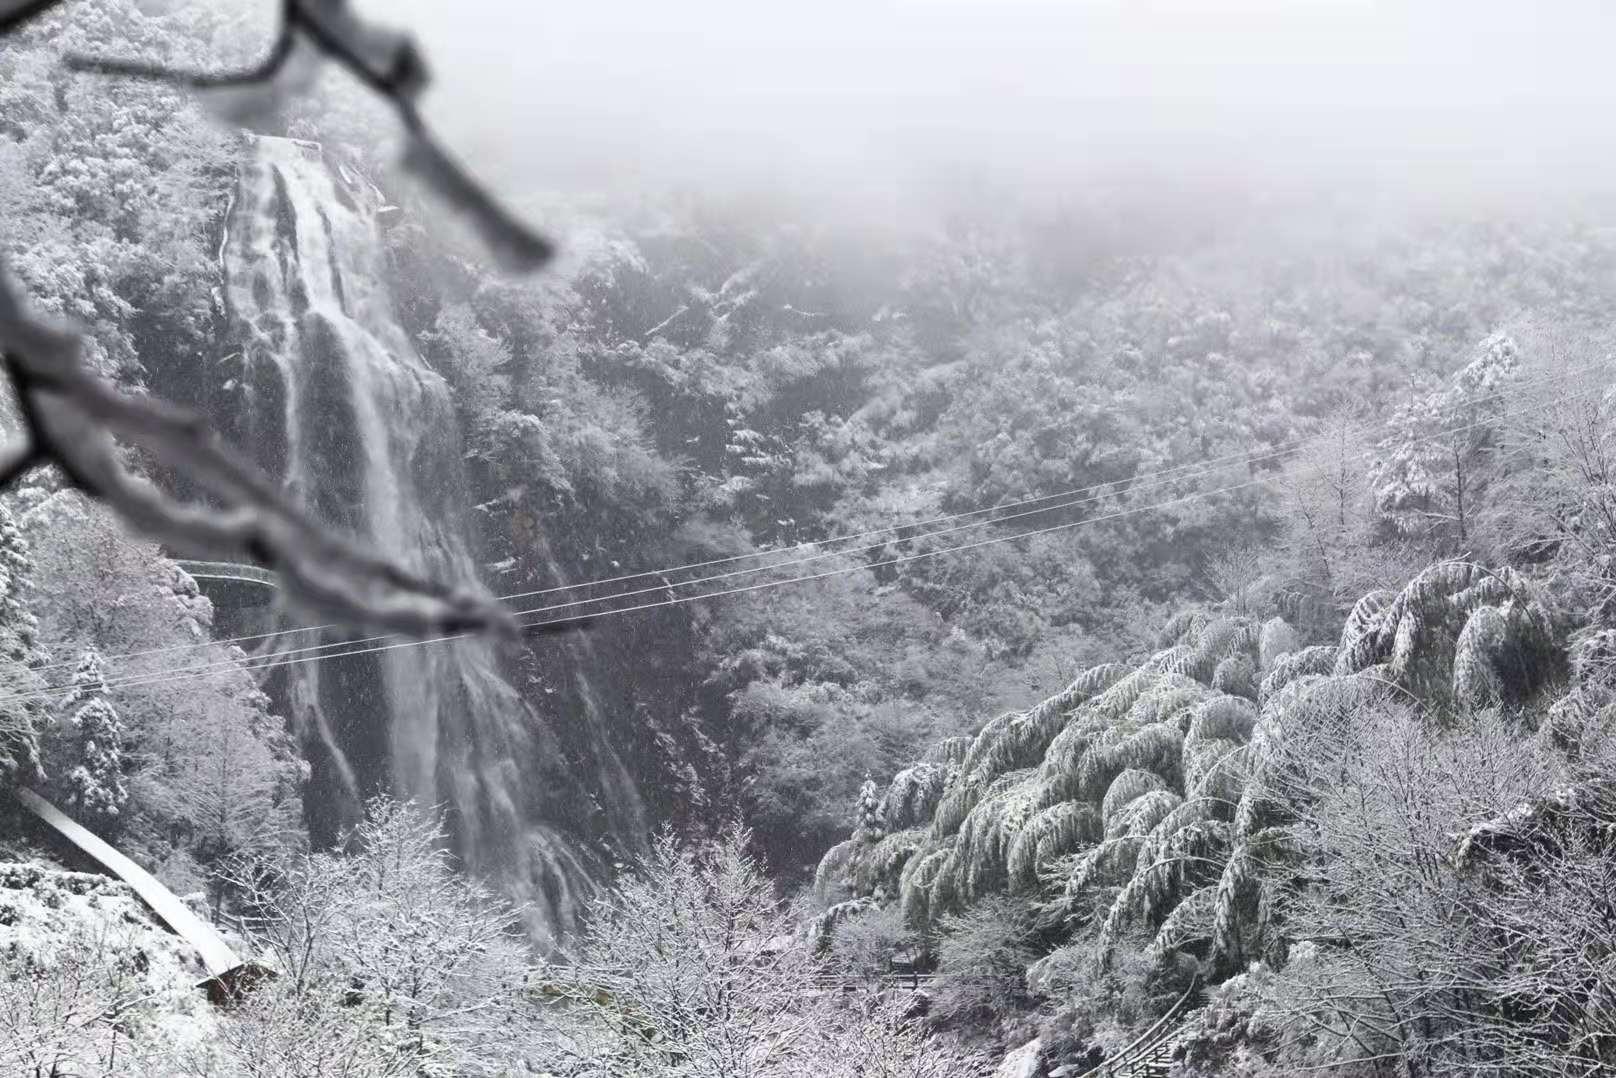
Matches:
[[215, 135, 649, 943], [994, 1036, 1044, 1078]]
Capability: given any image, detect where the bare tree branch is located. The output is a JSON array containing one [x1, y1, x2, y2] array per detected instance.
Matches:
[[0, 0, 573, 637], [61, 0, 554, 274], [0, 274, 516, 638], [0, 0, 61, 35]]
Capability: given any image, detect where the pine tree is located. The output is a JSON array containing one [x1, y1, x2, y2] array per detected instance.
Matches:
[[853, 775, 884, 842], [60, 649, 127, 823], [0, 502, 46, 784]]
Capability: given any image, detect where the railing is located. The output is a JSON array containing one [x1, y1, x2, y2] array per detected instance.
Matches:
[[807, 971, 940, 991], [12, 787, 243, 980], [1063, 975, 1204, 1078], [175, 559, 279, 590]]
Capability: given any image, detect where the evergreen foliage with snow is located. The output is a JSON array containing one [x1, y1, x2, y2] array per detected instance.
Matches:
[[813, 549, 1593, 1073], [0, 503, 46, 784], [57, 649, 128, 824]]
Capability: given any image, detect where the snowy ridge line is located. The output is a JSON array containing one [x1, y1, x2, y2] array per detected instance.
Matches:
[[23, 358, 1603, 681], [0, 372, 1597, 705]]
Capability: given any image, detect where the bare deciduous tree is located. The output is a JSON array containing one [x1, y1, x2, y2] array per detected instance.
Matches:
[[1497, 330, 1616, 629], [0, 924, 181, 1078], [216, 798, 536, 1077], [1256, 695, 1616, 1077], [534, 826, 985, 1078], [1276, 411, 1423, 612], [184, 987, 432, 1078]]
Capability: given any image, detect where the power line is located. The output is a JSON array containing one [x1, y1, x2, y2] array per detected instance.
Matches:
[[33, 359, 1601, 679], [32, 458, 1266, 692], [29, 416, 1320, 673], [10, 370, 1595, 701], [8, 374, 1593, 706], [29, 620, 325, 674], [19, 475, 1289, 701], [485, 348, 1604, 605]]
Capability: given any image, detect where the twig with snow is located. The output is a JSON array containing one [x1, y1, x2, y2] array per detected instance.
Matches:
[[0, 275, 517, 638], [3, 0, 553, 274]]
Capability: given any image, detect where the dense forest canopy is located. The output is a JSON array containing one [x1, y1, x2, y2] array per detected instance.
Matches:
[[2, 0, 1616, 1075]]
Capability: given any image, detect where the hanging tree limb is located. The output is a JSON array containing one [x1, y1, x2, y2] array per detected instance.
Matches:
[[20, 0, 555, 273], [0, 0, 562, 637], [0, 0, 61, 34], [0, 278, 516, 638]]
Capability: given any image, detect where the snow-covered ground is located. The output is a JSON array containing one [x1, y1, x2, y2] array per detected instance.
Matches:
[[0, 861, 220, 1069]]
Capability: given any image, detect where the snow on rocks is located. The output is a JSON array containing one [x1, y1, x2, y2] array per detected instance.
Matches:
[[994, 1036, 1044, 1078]]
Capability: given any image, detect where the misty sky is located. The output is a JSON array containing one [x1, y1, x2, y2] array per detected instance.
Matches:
[[362, 0, 1616, 214]]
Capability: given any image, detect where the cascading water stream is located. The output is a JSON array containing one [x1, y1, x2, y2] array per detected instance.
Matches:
[[215, 135, 645, 942]]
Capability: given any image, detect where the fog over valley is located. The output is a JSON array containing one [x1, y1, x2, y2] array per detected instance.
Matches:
[[381, 0, 1616, 216]]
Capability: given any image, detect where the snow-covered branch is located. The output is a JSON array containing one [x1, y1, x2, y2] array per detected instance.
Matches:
[[4, 0, 552, 274], [0, 0, 557, 637], [0, 274, 515, 637]]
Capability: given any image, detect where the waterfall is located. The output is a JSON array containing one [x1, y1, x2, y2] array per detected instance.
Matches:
[[216, 135, 645, 943]]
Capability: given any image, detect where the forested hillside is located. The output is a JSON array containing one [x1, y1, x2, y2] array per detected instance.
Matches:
[[8, 0, 1616, 878], [2, 0, 1616, 1074], [810, 340, 1616, 1074], [402, 190, 1616, 869]]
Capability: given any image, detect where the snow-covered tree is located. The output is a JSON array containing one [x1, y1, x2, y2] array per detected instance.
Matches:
[[58, 648, 128, 824], [1493, 331, 1616, 647], [0, 502, 46, 784], [0, 920, 180, 1077], [537, 826, 983, 1077], [853, 774, 885, 842], [170, 690, 298, 902], [1370, 332, 1521, 555], [219, 798, 532, 1076]]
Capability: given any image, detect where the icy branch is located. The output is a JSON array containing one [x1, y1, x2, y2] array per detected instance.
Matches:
[[0, 275, 516, 638], [47, 0, 555, 274], [0, 0, 563, 636]]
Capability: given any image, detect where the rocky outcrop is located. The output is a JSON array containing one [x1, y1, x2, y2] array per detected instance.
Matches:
[[994, 1037, 1044, 1078]]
